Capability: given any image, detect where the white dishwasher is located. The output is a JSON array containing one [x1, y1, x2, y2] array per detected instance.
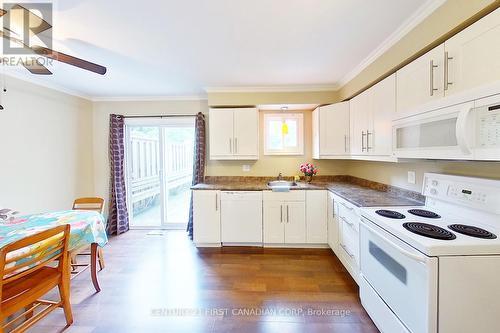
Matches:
[[221, 191, 263, 245]]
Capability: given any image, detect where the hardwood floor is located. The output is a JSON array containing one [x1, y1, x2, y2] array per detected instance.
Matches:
[[30, 230, 379, 333]]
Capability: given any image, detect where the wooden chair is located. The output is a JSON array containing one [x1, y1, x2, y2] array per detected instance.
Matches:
[[71, 197, 106, 271], [0, 225, 72, 333]]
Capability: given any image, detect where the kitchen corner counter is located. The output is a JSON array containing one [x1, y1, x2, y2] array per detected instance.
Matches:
[[191, 176, 425, 207]]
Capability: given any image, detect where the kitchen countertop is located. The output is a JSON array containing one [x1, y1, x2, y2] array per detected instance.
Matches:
[[192, 176, 424, 207]]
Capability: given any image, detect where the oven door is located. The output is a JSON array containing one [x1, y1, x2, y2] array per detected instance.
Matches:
[[393, 101, 474, 160], [360, 217, 438, 333]]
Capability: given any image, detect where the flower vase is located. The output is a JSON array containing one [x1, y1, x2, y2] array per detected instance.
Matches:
[[305, 175, 313, 183]]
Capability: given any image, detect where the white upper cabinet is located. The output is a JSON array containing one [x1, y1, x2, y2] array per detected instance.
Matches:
[[370, 74, 396, 157], [445, 8, 500, 96], [350, 74, 396, 160], [209, 108, 259, 160], [312, 102, 350, 159], [396, 44, 444, 114]]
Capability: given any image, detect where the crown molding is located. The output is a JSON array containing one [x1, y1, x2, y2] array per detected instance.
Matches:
[[337, 0, 446, 88], [5, 72, 92, 100], [204, 85, 339, 93], [91, 95, 208, 102]]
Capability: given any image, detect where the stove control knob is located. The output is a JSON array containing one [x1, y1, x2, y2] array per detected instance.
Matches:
[[430, 188, 438, 195]]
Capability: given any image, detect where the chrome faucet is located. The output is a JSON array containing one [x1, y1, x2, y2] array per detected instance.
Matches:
[[277, 172, 283, 180]]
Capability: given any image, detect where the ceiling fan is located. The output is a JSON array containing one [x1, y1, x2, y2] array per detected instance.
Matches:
[[0, 4, 107, 76]]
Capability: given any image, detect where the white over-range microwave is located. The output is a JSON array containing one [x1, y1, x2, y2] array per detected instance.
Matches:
[[393, 94, 500, 160]]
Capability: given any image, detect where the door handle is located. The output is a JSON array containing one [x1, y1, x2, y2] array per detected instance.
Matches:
[[234, 137, 238, 154], [286, 205, 289, 223], [340, 202, 354, 211], [344, 135, 347, 152], [229, 138, 232, 154], [340, 216, 355, 229], [340, 243, 355, 259], [429, 60, 438, 96], [215, 193, 218, 211], [456, 105, 473, 155], [366, 130, 373, 151], [444, 51, 453, 91], [332, 200, 335, 218], [280, 205, 283, 223], [361, 131, 366, 152]]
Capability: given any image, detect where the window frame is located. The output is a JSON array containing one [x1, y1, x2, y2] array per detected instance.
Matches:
[[263, 113, 304, 156]]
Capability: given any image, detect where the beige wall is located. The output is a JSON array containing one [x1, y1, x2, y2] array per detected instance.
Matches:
[[206, 110, 347, 176], [0, 76, 94, 213]]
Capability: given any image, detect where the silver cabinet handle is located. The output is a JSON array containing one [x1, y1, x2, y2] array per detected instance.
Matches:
[[280, 205, 283, 223], [215, 193, 218, 211], [234, 137, 238, 154], [340, 216, 355, 229], [344, 135, 347, 152], [287, 205, 290, 223], [429, 60, 438, 96], [229, 138, 232, 154], [366, 130, 373, 151], [444, 51, 453, 91], [332, 200, 335, 218], [340, 202, 354, 211], [361, 131, 366, 152], [340, 243, 355, 259]]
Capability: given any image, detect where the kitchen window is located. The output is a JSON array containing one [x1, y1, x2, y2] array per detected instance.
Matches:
[[264, 113, 304, 155]]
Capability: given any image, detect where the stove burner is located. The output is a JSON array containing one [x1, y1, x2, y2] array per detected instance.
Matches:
[[408, 209, 441, 219], [448, 224, 497, 239], [376, 210, 406, 219], [403, 222, 456, 240]]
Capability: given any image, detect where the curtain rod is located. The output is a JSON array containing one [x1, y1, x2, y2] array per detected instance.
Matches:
[[121, 114, 201, 119]]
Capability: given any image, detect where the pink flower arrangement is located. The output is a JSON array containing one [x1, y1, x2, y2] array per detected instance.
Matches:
[[299, 163, 318, 176]]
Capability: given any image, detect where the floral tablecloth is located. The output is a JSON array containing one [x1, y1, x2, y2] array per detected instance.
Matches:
[[0, 210, 108, 252]]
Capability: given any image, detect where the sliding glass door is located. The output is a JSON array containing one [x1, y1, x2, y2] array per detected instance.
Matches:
[[125, 117, 195, 229]]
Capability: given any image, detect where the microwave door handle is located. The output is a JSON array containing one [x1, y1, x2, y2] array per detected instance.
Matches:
[[361, 217, 428, 264], [456, 105, 473, 155]]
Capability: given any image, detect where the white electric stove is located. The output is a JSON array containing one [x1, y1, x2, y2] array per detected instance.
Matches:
[[358, 173, 500, 333]]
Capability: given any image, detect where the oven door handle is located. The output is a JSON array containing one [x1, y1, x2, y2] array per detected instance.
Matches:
[[361, 217, 428, 264]]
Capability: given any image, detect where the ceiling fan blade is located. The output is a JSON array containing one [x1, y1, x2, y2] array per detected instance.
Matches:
[[11, 4, 52, 35], [32, 46, 107, 75], [21, 58, 52, 75]]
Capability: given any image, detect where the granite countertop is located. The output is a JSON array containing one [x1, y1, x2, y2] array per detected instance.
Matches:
[[192, 176, 425, 207]]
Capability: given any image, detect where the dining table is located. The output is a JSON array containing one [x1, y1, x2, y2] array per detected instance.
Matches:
[[0, 210, 108, 292]]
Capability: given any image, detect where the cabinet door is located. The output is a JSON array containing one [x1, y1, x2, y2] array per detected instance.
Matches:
[[193, 190, 221, 245], [319, 102, 350, 156], [350, 89, 370, 155], [306, 191, 327, 244], [284, 202, 306, 244], [233, 108, 259, 158], [369, 74, 396, 156], [209, 109, 234, 159], [396, 44, 444, 113], [263, 201, 285, 244], [327, 192, 339, 254], [445, 8, 500, 96]]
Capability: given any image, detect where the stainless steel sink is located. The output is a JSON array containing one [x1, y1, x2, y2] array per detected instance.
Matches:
[[267, 180, 297, 187]]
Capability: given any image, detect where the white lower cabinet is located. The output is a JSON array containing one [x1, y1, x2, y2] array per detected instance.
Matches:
[[335, 195, 361, 284], [193, 190, 221, 246], [327, 191, 340, 255], [263, 191, 306, 244], [306, 191, 328, 244]]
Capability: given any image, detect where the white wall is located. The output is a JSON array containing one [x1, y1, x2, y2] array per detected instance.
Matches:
[[0, 77, 94, 213]]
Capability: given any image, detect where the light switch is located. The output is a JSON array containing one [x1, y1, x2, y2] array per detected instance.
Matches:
[[242, 165, 251, 172], [408, 171, 416, 184]]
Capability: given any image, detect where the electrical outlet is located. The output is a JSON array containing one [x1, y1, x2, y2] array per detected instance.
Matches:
[[407, 171, 416, 184], [242, 165, 251, 172]]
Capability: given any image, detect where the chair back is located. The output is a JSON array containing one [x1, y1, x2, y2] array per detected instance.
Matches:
[[72, 197, 105, 214], [0, 225, 71, 290]]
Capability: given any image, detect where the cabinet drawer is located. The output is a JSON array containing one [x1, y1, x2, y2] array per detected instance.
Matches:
[[338, 202, 360, 232], [263, 190, 305, 202]]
